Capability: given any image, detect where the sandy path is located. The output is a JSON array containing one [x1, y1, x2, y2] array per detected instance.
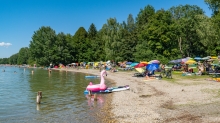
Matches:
[[56, 68, 220, 123]]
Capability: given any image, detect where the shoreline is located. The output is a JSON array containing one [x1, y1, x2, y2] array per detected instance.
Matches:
[[52, 68, 118, 122], [53, 68, 220, 122]]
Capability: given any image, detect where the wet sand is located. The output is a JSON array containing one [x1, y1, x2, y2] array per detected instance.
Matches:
[[56, 68, 220, 123]]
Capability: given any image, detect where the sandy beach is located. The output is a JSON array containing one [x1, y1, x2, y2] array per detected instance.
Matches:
[[56, 68, 220, 123]]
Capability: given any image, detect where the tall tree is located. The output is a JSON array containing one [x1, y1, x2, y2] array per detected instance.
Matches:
[[135, 9, 178, 61], [72, 27, 88, 62], [205, 0, 220, 15], [29, 26, 56, 66], [87, 23, 97, 40], [17, 47, 29, 65], [169, 5, 205, 57], [117, 14, 137, 62], [102, 18, 122, 62], [136, 4, 155, 32], [53, 32, 72, 65], [87, 23, 98, 61]]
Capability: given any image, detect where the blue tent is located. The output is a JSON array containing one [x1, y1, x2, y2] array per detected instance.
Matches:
[[146, 63, 159, 71]]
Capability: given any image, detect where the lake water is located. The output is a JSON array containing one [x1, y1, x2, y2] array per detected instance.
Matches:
[[0, 66, 112, 123]]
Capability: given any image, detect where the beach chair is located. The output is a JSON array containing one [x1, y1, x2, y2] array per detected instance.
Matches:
[[133, 67, 146, 77]]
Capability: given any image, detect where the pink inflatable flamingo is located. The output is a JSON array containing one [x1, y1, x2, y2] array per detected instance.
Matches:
[[86, 70, 107, 91]]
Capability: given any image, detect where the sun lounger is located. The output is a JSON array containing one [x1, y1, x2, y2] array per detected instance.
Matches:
[[133, 67, 146, 77]]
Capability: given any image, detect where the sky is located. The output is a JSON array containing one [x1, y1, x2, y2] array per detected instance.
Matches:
[[0, 0, 212, 58]]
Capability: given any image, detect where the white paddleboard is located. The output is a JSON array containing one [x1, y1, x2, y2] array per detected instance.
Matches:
[[111, 86, 130, 92]]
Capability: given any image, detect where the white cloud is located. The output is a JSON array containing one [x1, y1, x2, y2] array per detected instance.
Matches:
[[0, 42, 12, 47]]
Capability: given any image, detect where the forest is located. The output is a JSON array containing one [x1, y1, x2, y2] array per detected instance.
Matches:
[[0, 0, 220, 66]]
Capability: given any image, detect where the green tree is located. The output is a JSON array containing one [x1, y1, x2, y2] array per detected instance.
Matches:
[[169, 5, 205, 57], [136, 5, 155, 32], [72, 27, 88, 62], [94, 29, 107, 61], [117, 14, 137, 62], [87, 23, 97, 40], [29, 26, 57, 66], [87, 23, 98, 61], [102, 18, 122, 62], [17, 47, 29, 65], [205, 0, 220, 15], [9, 53, 18, 64], [53, 32, 72, 65], [0, 58, 9, 64], [135, 9, 177, 61]]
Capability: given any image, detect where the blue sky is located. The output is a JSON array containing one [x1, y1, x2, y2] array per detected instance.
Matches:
[[0, 0, 212, 58]]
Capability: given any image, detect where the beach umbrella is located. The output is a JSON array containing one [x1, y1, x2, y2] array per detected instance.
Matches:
[[185, 60, 197, 64], [140, 61, 148, 64], [182, 58, 189, 63], [146, 63, 159, 71], [176, 59, 182, 63], [126, 62, 133, 65], [149, 60, 160, 64], [130, 62, 139, 67], [194, 57, 202, 60], [202, 57, 210, 60], [134, 63, 147, 68], [169, 59, 182, 64], [135, 67, 145, 73], [211, 56, 217, 59]]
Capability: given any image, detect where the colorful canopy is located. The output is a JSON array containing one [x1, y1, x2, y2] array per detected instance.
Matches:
[[169, 59, 182, 64], [149, 60, 160, 64], [185, 60, 197, 64], [140, 61, 148, 64], [182, 57, 190, 63], [134, 63, 147, 68], [126, 62, 133, 65], [194, 57, 202, 60], [130, 63, 139, 67]]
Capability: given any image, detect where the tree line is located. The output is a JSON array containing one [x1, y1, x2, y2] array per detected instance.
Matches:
[[1, 1, 220, 66]]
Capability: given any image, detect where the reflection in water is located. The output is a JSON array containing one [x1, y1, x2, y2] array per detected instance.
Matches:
[[85, 94, 104, 109], [36, 104, 40, 111]]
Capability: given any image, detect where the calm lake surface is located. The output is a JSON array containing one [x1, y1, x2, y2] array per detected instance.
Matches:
[[0, 66, 112, 123]]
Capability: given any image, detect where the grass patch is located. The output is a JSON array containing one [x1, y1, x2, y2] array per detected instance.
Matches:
[[159, 73, 209, 86], [201, 88, 220, 97]]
